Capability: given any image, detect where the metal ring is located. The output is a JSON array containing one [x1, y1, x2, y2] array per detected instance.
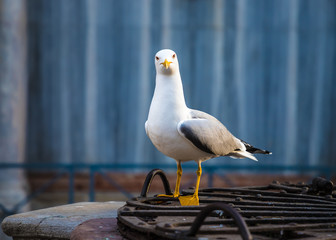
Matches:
[[187, 202, 252, 240], [140, 169, 173, 197]]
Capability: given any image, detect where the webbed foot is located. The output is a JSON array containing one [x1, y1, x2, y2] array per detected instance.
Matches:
[[178, 194, 199, 206], [156, 193, 179, 198]]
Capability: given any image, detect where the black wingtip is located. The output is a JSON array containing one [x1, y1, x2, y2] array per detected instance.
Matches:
[[250, 149, 272, 155], [240, 139, 272, 155], [259, 150, 272, 155]]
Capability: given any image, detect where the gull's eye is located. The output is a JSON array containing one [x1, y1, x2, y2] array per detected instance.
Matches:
[[172, 54, 176, 59], [155, 56, 159, 61]]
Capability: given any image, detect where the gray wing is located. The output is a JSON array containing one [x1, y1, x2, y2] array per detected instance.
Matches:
[[177, 110, 243, 156]]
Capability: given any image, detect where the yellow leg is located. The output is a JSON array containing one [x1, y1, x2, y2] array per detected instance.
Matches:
[[194, 161, 202, 194], [173, 161, 182, 197], [157, 161, 182, 198], [179, 161, 201, 206]]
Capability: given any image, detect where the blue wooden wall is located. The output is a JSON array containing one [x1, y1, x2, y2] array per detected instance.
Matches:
[[25, 0, 336, 169]]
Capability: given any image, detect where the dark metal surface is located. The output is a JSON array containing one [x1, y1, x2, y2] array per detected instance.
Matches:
[[118, 169, 336, 239]]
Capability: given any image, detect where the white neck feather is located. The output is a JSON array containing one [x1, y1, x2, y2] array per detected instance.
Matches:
[[148, 72, 188, 123]]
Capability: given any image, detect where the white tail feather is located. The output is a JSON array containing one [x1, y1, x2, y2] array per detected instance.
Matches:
[[230, 151, 258, 161]]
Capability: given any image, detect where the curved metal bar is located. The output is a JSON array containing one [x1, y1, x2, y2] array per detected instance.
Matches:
[[140, 169, 172, 197], [187, 202, 252, 240]]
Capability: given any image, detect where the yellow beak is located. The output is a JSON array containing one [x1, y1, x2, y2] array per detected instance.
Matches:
[[161, 59, 172, 69]]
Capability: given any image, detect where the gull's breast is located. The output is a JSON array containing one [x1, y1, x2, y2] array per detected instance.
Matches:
[[146, 121, 212, 161]]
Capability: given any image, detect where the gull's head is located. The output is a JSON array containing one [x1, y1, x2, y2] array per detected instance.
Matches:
[[154, 49, 179, 76]]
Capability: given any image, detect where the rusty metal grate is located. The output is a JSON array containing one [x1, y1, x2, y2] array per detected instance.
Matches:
[[117, 169, 336, 240]]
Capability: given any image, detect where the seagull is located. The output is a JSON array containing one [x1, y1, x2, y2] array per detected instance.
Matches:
[[145, 49, 271, 206]]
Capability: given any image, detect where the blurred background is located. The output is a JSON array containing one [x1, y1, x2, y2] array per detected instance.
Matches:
[[1, 0, 336, 237]]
